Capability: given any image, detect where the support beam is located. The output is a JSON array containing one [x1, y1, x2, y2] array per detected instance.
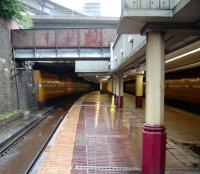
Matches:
[[142, 32, 166, 174], [141, 22, 200, 35], [135, 70, 144, 108], [14, 48, 110, 61]]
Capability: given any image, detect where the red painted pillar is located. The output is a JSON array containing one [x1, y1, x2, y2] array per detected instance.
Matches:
[[116, 96, 123, 108], [136, 96, 143, 108], [142, 31, 166, 174], [142, 125, 166, 174]]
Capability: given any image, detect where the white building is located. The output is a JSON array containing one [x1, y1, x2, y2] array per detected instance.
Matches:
[[83, 1, 101, 16]]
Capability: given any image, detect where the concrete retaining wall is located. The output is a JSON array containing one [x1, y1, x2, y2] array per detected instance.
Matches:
[[0, 18, 18, 114], [0, 18, 36, 114], [17, 69, 37, 111]]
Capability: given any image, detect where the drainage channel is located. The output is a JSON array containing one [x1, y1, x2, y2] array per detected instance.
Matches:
[[75, 166, 140, 172], [75, 166, 200, 173]]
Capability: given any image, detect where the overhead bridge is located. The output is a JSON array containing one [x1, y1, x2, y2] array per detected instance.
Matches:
[[12, 29, 116, 61], [14, 48, 110, 61]]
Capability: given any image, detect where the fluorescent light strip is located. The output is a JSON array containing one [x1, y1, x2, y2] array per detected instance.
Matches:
[[165, 47, 200, 63]]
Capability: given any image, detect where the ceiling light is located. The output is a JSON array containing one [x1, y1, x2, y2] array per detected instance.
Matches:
[[165, 47, 200, 63]]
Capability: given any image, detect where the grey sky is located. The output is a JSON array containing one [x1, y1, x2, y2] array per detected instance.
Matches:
[[51, 0, 121, 17]]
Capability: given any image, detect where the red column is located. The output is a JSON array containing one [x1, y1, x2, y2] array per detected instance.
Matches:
[[116, 96, 123, 108], [142, 125, 166, 174], [142, 31, 166, 174], [136, 96, 143, 108]]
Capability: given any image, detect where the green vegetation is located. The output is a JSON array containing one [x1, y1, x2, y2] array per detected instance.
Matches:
[[0, 110, 22, 121], [0, 0, 32, 28]]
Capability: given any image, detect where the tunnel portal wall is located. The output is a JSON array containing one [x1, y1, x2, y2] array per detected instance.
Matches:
[[16, 69, 37, 111]]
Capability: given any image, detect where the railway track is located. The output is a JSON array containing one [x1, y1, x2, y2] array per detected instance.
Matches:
[[0, 94, 81, 174], [25, 104, 71, 174], [0, 107, 55, 156]]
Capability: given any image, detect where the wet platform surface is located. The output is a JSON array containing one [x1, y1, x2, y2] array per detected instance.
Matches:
[[37, 92, 200, 174]]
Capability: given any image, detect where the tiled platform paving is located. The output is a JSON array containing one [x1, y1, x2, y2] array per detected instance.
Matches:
[[70, 101, 137, 174], [37, 92, 200, 174], [38, 97, 85, 174]]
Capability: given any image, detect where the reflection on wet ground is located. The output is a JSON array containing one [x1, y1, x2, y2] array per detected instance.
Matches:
[[1, 92, 199, 174], [70, 92, 200, 173]]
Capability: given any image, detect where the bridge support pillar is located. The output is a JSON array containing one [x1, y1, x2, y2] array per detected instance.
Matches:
[[100, 81, 103, 94], [142, 31, 166, 174], [115, 75, 123, 108], [112, 76, 115, 97]]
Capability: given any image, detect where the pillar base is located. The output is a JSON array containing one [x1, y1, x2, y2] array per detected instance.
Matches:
[[135, 96, 143, 108], [116, 96, 123, 108], [142, 124, 166, 174]]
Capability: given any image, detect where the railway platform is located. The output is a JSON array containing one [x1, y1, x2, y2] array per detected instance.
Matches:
[[34, 92, 200, 174]]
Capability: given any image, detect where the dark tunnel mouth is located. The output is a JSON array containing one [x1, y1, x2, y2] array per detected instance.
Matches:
[[33, 62, 75, 76]]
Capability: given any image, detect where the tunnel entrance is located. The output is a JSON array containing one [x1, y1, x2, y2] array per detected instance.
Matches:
[[30, 62, 99, 106]]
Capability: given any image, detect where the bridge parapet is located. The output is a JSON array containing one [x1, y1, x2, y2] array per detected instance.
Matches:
[[12, 29, 116, 49]]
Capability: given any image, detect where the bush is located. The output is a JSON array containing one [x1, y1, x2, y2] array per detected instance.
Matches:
[[0, 0, 32, 28], [0, 110, 22, 121]]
